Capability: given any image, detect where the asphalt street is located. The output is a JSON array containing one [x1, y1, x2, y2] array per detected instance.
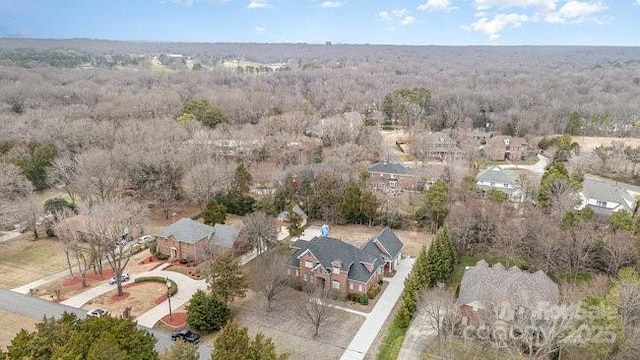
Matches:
[[0, 289, 212, 359]]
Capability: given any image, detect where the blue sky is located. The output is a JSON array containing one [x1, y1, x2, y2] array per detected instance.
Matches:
[[1, 0, 639, 45]]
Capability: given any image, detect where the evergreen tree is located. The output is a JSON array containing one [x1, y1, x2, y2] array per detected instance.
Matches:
[[213, 322, 288, 360], [202, 199, 226, 225], [160, 338, 198, 360], [206, 250, 248, 303], [233, 162, 253, 194], [416, 179, 449, 232], [185, 290, 231, 333]]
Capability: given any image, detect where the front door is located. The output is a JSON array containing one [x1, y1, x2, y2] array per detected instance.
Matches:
[[171, 247, 177, 258]]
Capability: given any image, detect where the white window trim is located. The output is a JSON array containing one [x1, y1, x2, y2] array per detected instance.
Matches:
[[333, 267, 340, 275], [305, 260, 313, 268], [332, 280, 340, 289]]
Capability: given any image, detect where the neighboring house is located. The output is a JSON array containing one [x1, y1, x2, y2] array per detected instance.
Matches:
[[485, 136, 529, 161], [155, 218, 239, 263], [476, 166, 526, 203], [457, 260, 559, 322], [277, 204, 308, 231], [368, 162, 418, 190], [285, 227, 404, 294], [416, 131, 460, 160], [577, 175, 640, 216]]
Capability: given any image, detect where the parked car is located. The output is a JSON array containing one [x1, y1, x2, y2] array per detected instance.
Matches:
[[171, 329, 200, 344], [87, 308, 106, 318], [108, 273, 130, 285]]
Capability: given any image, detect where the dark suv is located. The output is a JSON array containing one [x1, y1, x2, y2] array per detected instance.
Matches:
[[171, 329, 200, 344]]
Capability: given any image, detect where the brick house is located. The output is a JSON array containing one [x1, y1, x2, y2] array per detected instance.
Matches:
[[285, 227, 404, 294], [457, 260, 558, 322], [155, 218, 239, 263], [367, 162, 418, 190], [485, 136, 529, 161]]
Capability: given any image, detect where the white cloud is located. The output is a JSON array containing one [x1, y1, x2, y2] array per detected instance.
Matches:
[[247, 0, 271, 9], [544, 1, 607, 24], [418, 0, 458, 12], [463, 13, 530, 40], [320, 1, 344, 8], [377, 11, 392, 20], [377, 8, 417, 28], [399, 16, 416, 26], [255, 26, 265, 33], [473, 0, 557, 11], [635, 0, 640, 5]]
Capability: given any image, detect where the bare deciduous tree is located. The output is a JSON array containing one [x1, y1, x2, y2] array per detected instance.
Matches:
[[53, 211, 91, 287], [294, 287, 339, 338], [85, 200, 146, 296], [242, 211, 278, 255], [251, 250, 290, 311]]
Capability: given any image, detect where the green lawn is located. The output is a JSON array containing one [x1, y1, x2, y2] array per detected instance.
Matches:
[[377, 320, 407, 360]]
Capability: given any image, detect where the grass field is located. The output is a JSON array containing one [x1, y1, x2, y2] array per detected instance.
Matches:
[[0, 310, 37, 350], [0, 236, 68, 288]]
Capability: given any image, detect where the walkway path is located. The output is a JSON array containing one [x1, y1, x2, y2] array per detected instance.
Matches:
[[12, 268, 71, 294], [341, 257, 415, 360]]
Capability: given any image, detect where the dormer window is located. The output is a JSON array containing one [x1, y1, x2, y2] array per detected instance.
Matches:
[[333, 267, 340, 275]]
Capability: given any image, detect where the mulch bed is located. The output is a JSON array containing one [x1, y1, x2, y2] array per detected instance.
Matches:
[[159, 312, 187, 328], [139, 255, 163, 265], [62, 268, 114, 287], [155, 294, 168, 304], [110, 292, 131, 301]]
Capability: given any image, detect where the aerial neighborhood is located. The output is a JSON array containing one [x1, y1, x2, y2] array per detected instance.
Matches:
[[1, 38, 640, 360]]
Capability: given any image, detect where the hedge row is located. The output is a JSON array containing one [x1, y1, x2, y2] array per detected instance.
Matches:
[[134, 276, 178, 297]]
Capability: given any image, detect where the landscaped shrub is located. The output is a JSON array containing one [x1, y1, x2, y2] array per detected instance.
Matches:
[[156, 253, 169, 260], [46, 227, 55, 237], [358, 293, 369, 305], [148, 241, 157, 255], [346, 293, 359, 302], [367, 283, 382, 299], [134, 276, 178, 296]]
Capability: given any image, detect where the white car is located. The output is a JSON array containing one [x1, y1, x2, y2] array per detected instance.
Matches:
[[108, 273, 130, 285], [87, 308, 106, 318]]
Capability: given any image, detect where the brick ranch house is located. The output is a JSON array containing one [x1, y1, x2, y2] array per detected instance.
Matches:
[[155, 217, 239, 263], [285, 227, 404, 294]]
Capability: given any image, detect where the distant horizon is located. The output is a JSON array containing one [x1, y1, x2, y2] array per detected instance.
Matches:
[[1, 1, 639, 46], [2, 36, 639, 48]]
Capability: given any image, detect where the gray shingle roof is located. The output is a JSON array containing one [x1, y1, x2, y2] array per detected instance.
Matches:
[[581, 175, 640, 213], [457, 260, 559, 309], [368, 162, 414, 176], [361, 227, 404, 261], [476, 166, 519, 185], [277, 204, 308, 222], [157, 218, 215, 244], [211, 224, 240, 248], [287, 228, 405, 283]]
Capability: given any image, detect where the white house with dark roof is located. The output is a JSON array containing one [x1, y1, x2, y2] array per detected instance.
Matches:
[[285, 227, 404, 294], [476, 166, 527, 202], [155, 217, 240, 263], [577, 175, 640, 216], [457, 260, 559, 322]]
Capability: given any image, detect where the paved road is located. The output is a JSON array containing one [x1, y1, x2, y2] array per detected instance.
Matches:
[[0, 289, 212, 359], [341, 257, 415, 360]]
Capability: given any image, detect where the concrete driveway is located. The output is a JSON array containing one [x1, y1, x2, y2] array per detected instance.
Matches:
[[341, 257, 415, 360], [497, 154, 549, 174]]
